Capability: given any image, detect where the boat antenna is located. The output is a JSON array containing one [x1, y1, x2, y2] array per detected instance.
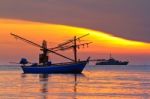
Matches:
[[109, 53, 112, 59]]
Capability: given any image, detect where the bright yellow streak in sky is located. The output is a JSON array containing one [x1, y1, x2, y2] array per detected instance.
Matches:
[[0, 18, 150, 55]]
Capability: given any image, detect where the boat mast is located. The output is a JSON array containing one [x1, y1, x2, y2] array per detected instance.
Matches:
[[73, 36, 77, 62], [50, 33, 92, 62], [10, 33, 75, 63]]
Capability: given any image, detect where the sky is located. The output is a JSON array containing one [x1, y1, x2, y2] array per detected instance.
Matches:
[[0, 19, 150, 65], [0, 0, 150, 42], [0, 0, 150, 65]]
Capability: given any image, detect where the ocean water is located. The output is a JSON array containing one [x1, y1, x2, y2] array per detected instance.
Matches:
[[0, 65, 150, 99]]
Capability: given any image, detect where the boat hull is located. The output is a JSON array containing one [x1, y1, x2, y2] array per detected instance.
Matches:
[[96, 61, 128, 65], [21, 61, 87, 74]]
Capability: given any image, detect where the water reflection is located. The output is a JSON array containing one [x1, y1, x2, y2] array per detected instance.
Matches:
[[20, 73, 86, 99], [74, 74, 77, 99], [39, 74, 49, 99], [21, 73, 26, 78], [73, 74, 84, 99], [0, 65, 150, 99]]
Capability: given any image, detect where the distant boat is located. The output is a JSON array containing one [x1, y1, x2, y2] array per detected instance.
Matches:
[[11, 33, 91, 74], [96, 54, 129, 65]]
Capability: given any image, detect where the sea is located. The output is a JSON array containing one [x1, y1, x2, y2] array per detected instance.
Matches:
[[0, 65, 150, 99]]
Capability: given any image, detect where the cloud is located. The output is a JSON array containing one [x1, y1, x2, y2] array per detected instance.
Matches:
[[0, 0, 150, 42]]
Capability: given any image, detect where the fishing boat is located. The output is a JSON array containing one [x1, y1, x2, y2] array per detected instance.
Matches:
[[11, 33, 91, 74], [21, 60, 88, 74], [96, 54, 129, 65]]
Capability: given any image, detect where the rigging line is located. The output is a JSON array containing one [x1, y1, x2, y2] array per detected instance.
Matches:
[[10, 33, 75, 62], [10, 33, 42, 48], [50, 33, 89, 50]]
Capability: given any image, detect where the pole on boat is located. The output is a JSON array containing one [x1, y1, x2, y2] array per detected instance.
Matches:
[[10, 33, 75, 63], [50, 33, 90, 51], [49, 33, 92, 62], [73, 36, 77, 62]]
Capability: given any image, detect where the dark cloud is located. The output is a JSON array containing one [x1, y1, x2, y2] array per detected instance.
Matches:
[[0, 0, 150, 42]]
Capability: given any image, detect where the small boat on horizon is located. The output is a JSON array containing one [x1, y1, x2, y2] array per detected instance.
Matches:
[[11, 33, 91, 74], [96, 54, 129, 65]]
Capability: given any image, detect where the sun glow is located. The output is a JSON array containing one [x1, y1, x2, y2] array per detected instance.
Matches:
[[0, 18, 150, 55]]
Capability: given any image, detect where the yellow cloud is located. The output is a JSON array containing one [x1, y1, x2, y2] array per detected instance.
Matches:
[[0, 18, 150, 54]]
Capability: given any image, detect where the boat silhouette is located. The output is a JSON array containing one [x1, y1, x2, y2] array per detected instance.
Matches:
[[96, 54, 129, 65], [11, 33, 91, 74]]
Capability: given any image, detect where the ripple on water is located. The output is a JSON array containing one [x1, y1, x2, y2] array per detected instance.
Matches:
[[0, 65, 149, 99]]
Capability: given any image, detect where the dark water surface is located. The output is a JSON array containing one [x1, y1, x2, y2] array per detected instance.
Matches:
[[0, 65, 150, 99]]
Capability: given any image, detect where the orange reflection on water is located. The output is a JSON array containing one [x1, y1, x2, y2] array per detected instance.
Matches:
[[0, 65, 150, 99]]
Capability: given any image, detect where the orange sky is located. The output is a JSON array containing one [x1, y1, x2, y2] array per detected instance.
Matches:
[[0, 18, 150, 64]]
